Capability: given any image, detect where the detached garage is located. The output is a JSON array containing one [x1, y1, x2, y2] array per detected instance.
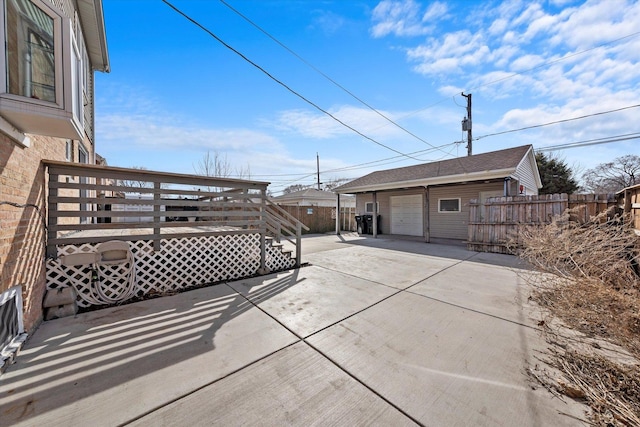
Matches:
[[334, 145, 542, 242]]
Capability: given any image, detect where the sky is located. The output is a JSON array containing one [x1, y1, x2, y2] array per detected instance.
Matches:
[[95, 0, 640, 195]]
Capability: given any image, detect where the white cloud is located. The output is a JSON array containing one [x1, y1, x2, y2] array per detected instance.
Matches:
[[406, 30, 489, 75], [97, 113, 283, 153], [509, 54, 545, 72], [422, 1, 448, 22], [488, 18, 508, 36], [371, 0, 434, 37], [310, 10, 347, 35], [274, 105, 411, 140]]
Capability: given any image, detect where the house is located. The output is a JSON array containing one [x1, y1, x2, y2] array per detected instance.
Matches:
[[334, 145, 542, 241], [271, 188, 355, 208], [0, 0, 109, 362]]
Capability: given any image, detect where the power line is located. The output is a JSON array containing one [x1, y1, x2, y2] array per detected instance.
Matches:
[[162, 0, 423, 161], [536, 132, 640, 152], [476, 104, 640, 140], [231, 142, 456, 181], [260, 143, 460, 193], [217, 0, 450, 156]]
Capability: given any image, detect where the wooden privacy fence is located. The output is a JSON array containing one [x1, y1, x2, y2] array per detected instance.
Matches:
[[467, 193, 616, 254]]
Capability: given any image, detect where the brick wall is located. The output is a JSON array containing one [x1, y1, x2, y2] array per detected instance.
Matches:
[[0, 132, 92, 333]]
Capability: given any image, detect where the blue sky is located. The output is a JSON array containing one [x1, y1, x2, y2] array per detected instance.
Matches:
[[95, 0, 640, 195]]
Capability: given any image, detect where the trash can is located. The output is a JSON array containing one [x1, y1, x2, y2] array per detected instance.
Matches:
[[363, 214, 381, 234], [355, 215, 367, 234]]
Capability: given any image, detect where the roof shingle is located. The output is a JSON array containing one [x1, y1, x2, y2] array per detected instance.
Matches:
[[335, 145, 532, 192]]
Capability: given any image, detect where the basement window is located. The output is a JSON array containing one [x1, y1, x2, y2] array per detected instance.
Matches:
[[0, 0, 86, 140], [438, 198, 461, 213]]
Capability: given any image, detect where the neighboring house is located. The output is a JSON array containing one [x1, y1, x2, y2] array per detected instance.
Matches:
[[271, 188, 355, 208], [334, 145, 542, 241], [0, 0, 109, 353]]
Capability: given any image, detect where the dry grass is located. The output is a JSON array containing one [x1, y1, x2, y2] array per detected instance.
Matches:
[[512, 209, 640, 426]]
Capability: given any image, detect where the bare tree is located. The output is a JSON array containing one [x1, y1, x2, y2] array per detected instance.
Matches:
[[282, 184, 312, 194], [193, 150, 251, 179], [322, 177, 351, 192], [581, 154, 640, 193], [193, 150, 252, 196], [118, 166, 152, 192]]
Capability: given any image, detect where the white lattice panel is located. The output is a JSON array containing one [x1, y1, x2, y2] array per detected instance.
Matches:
[[46, 234, 296, 308]]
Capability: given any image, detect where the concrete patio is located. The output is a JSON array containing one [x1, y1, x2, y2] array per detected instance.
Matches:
[[0, 233, 588, 426]]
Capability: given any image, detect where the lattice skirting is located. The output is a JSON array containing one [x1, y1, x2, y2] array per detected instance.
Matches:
[[46, 234, 296, 308]]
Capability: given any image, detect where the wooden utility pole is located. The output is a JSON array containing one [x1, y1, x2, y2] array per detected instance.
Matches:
[[461, 92, 472, 156], [316, 153, 321, 190]]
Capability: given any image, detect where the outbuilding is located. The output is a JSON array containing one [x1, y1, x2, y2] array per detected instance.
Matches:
[[334, 145, 542, 241]]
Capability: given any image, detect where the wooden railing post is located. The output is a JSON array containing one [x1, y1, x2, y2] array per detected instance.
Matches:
[[153, 181, 161, 251], [260, 188, 267, 273], [46, 170, 58, 258]]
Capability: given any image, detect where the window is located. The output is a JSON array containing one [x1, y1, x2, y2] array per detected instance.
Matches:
[[365, 202, 378, 213], [6, 0, 57, 102], [1, 0, 87, 140], [438, 198, 460, 213]]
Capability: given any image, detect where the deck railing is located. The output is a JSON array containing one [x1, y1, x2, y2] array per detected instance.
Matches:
[[264, 200, 310, 266], [45, 161, 307, 268]]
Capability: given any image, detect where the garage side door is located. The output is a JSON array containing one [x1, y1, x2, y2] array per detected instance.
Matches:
[[390, 194, 423, 236]]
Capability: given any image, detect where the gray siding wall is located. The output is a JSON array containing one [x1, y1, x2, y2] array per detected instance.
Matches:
[[355, 182, 508, 239], [355, 188, 425, 235], [429, 182, 503, 239]]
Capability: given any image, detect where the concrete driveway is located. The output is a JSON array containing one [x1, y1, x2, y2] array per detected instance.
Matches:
[[0, 233, 588, 426]]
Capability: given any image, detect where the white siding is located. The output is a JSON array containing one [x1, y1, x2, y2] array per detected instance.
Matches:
[[515, 153, 540, 195], [390, 194, 423, 236]]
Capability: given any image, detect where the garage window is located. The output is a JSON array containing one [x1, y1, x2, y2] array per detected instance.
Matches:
[[438, 198, 460, 213], [365, 202, 378, 213]]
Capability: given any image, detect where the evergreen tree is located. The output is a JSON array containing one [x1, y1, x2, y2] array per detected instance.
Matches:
[[535, 152, 579, 194]]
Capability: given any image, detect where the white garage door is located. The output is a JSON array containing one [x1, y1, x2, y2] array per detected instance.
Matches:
[[391, 194, 423, 236]]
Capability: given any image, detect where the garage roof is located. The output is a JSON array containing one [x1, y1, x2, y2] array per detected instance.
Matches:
[[335, 145, 538, 194]]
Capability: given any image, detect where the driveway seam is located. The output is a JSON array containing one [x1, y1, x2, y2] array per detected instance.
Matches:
[[224, 282, 424, 426]]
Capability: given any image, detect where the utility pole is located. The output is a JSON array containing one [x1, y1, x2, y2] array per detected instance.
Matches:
[[461, 92, 472, 156], [316, 153, 321, 190]]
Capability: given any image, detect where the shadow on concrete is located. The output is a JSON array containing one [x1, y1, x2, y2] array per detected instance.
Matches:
[[0, 269, 303, 425], [313, 233, 531, 270]]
